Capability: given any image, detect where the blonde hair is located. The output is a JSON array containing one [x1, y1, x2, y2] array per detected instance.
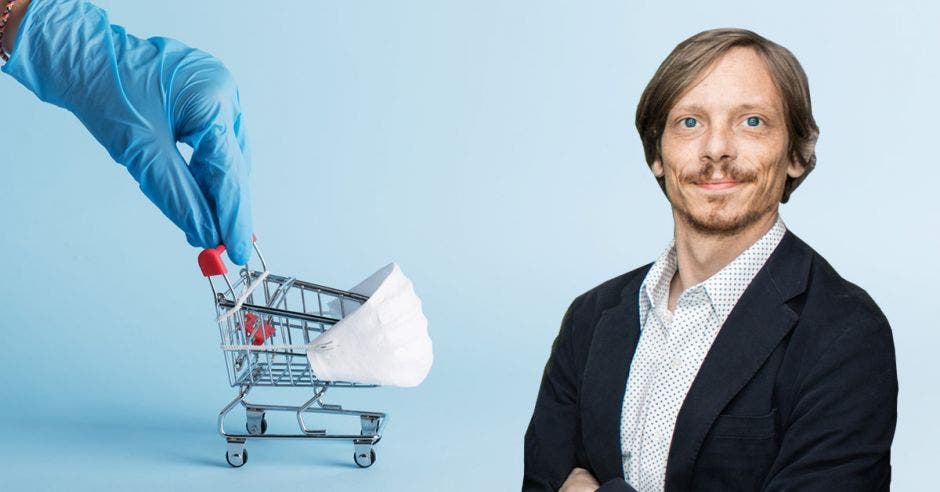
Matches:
[[635, 28, 819, 203]]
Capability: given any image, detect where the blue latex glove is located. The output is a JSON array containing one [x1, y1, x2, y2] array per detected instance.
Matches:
[[2, 0, 253, 265]]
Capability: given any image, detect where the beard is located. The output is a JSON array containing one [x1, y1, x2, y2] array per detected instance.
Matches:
[[668, 160, 777, 238]]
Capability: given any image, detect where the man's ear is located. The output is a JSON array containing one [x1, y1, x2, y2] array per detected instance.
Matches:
[[651, 158, 665, 178], [786, 159, 807, 179], [788, 131, 818, 178]]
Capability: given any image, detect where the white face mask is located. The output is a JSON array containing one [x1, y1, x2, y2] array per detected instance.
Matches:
[[306, 262, 433, 387]]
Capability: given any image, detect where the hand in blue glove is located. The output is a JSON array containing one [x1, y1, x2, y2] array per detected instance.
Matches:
[[2, 0, 253, 265]]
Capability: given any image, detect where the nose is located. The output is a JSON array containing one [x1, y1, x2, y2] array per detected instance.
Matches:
[[702, 124, 737, 165]]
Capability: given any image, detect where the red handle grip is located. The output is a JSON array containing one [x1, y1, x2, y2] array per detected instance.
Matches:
[[198, 234, 257, 277]]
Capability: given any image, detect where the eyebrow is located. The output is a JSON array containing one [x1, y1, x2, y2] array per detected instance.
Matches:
[[670, 102, 779, 115]]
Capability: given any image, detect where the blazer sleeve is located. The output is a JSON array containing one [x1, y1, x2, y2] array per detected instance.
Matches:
[[762, 301, 898, 491], [523, 301, 583, 491], [522, 298, 638, 492]]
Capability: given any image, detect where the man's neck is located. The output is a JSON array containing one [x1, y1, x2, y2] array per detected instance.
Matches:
[[667, 209, 779, 311]]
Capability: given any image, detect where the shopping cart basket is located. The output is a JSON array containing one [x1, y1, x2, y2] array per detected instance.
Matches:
[[198, 239, 387, 468]]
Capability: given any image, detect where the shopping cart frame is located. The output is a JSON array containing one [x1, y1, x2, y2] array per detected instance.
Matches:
[[199, 240, 388, 468]]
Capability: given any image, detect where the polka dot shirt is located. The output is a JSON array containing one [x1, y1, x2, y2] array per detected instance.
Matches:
[[620, 215, 787, 491]]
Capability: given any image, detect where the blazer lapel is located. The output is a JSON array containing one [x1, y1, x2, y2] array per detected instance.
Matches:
[[580, 265, 650, 482], [664, 231, 812, 490]]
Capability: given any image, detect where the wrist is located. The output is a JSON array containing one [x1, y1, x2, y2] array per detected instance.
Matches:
[[1, 0, 31, 59]]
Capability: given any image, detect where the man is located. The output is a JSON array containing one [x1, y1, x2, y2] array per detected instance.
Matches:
[[523, 28, 897, 491]]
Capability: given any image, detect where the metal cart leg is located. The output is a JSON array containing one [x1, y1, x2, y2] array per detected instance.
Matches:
[[297, 389, 328, 435], [354, 415, 381, 467], [360, 415, 380, 436]]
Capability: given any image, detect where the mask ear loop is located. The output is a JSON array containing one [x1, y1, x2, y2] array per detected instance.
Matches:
[[217, 270, 269, 323], [198, 235, 271, 322], [219, 342, 310, 352], [201, 238, 327, 352], [200, 239, 355, 354]]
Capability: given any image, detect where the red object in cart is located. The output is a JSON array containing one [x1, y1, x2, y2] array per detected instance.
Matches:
[[243, 311, 275, 345]]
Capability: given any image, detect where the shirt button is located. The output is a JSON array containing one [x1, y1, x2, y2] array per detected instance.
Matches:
[[670, 358, 682, 370]]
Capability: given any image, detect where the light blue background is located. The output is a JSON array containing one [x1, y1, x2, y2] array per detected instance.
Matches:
[[2, 1, 936, 490]]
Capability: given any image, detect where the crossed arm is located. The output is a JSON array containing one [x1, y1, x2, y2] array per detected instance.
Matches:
[[523, 300, 638, 492]]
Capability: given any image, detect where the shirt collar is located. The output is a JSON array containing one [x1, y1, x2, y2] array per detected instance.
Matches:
[[639, 215, 788, 329], [638, 237, 679, 329]]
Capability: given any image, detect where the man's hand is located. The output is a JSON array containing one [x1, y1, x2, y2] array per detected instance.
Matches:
[[2, 0, 253, 264], [560, 467, 600, 492]]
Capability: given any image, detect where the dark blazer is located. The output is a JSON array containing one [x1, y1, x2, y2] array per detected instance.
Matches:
[[523, 231, 898, 491]]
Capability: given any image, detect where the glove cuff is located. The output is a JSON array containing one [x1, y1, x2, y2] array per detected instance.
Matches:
[[0, 0, 20, 61]]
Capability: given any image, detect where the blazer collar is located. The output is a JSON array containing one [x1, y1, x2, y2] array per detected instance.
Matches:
[[579, 230, 812, 486]]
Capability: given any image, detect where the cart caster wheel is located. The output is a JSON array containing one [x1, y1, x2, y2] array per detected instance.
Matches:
[[246, 409, 267, 435], [226, 448, 248, 468], [354, 449, 376, 468], [246, 417, 267, 435]]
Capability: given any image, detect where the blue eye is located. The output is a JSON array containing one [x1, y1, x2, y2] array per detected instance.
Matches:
[[682, 117, 698, 128], [746, 116, 761, 127]]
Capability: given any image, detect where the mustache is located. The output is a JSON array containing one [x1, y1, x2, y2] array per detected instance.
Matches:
[[681, 161, 758, 184]]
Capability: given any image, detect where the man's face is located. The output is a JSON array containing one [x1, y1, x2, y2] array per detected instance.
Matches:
[[652, 46, 806, 237]]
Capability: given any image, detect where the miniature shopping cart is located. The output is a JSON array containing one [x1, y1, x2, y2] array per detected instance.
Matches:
[[198, 239, 387, 468]]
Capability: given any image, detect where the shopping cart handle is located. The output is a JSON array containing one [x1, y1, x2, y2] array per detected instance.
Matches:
[[198, 234, 257, 277]]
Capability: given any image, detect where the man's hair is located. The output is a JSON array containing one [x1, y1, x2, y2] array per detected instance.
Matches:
[[635, 28, 819, 203]]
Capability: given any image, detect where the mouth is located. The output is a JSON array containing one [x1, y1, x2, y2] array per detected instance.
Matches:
[[696, 180, 740, 190]]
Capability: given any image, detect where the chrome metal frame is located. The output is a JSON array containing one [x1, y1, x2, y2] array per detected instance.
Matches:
[[205, 243, 387, 468]]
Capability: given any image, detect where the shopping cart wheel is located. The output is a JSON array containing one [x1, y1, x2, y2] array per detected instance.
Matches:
[[226, 440, 248, 468], [246, 416, 267, 435], [246, 409, 267, 435], [226, 448, 247, 467], [353, 448, 376, 468]]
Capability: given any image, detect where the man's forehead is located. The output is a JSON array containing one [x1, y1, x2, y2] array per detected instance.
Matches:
[[669, 47, 784, 115]]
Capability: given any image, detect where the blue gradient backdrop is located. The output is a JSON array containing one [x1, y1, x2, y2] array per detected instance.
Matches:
[[1, 1, 936, 490]]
